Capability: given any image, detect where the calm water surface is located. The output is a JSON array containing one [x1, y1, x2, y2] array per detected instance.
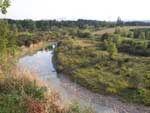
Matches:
[[17, 49, 116, 113]]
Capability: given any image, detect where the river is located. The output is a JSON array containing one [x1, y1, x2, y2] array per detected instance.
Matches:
[[17, 46, 150, 113]]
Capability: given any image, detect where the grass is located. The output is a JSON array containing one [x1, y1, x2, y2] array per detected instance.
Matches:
[[0, 39, 94, 113], [54, 38, 150, 106], [93, 26, 150, 35], [0, 67, 94, 113], [0, 68, 47, 113]]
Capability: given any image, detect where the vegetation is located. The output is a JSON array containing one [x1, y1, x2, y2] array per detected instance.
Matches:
[[104, 39, 118, 58], [5, 19, 114, 32], [0, 2, 94, 113], [54, 37, 150, 106], [0, 68, 93, 113], [17, 32, 52, 47], [1, 0, 150, 112], [0, 22, 93, 113], [0, 0, 10, 14], [1, 17, 150, 112], [113, 27, 150, 56], [3, 18, 150, 33], [0, 0, 17, 66]]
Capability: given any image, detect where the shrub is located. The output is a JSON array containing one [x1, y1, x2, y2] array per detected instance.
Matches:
[[54, 38, 150, 106], [0, 68, 94, 113]]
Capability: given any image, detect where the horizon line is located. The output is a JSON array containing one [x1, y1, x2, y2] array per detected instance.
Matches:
[[1, 17, 150, 22]]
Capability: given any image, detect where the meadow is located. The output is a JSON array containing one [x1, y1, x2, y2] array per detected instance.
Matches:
[[54, 27, 150, 106]]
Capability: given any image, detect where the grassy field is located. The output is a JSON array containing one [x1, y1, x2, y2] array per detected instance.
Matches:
[[54, 37, 150, 106], [93, 26, 150, 35]]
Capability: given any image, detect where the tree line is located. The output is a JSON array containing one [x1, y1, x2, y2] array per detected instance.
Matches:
[[5, 19, 114, 32], [2, 18, 150, 32], [116, 17, 150, 26]]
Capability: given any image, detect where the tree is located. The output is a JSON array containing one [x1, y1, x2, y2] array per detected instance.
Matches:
[[121, 27, 129, 37], [0, 20, 8, 63], [139, 32, 145, 39], [142, 41, 148, 49], [101, 33, 109, 41], [146, 32, 150, 40], [76, 30, 90, 38], [113, 35, 122, 46], [7, 24, 17, 55], [105, 39, 118, 58], [115, 27, 121, 34], [0, 0, 10, 14], [128, 31, 134, 38], [0, 0, 10, 63], [115, 27, 129, 37], [116, 17, 124, 26]]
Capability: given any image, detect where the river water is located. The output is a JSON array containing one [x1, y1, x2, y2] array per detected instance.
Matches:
[[17, 48, 150, 113]]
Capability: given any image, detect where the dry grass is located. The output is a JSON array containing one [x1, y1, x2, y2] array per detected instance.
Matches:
[[93, 26, 150, 35], [73, 39, 96, 47], [0, 67, 94, 113], [93, 28, 115, 35], [25, 97, 45, 113]]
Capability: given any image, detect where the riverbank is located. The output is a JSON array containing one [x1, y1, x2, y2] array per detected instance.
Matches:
[[0, 41, 54, 73], [54, 38, 150, 113], [56, 74, 150, 113], [0, 41, 95, 113], [0, 67, 95, 113]]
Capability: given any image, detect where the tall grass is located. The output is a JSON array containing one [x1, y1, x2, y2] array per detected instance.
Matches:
[[0, 67, 94, 113]]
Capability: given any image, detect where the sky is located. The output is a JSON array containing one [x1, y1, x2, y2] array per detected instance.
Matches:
[[0, 0, 150, 21]]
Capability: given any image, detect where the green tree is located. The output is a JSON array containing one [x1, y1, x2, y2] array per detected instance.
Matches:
[[121, 27, 129, 37], [0, 0, 10, 14], [113, 35, 122, 46], [114, 27, 121, 34], [7, 24, 17, 55], [139, 32, 145, 39], [0, 20, 8, 63], [0, 0, 10, 63], [115, 27, 129, 37], [142, 41, 148, 49], [101, 33, 109, 41], [128, 31, 134, 38], [105, 39, 118, 58], [146, 32, 150, 40], [116, 17, 124, 26]]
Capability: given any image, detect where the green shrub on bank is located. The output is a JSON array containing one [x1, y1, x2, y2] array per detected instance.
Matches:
[[0, 68, 95, 113], [54, 38, 150, 106]]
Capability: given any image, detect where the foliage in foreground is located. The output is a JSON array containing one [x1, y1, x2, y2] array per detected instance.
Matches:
[[0, 0, 10, 14], [0, 68, 94, 113], [54, 38, 150, 106]]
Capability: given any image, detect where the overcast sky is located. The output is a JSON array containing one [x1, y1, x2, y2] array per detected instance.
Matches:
[[0, 0, 150, 21]]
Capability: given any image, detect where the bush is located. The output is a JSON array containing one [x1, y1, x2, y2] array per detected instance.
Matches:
[[118, 39, 150, 56], [76, 30, 91, 38], [54, 38, 150, 106], [0, 67, 94, 113]]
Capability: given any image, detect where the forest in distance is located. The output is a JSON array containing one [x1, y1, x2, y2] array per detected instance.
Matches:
[[4, 18, 150, 31], [1, 0, 150, 113]]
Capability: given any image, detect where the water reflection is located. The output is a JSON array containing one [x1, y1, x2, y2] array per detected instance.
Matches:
[[17, 47, 116, 113]]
